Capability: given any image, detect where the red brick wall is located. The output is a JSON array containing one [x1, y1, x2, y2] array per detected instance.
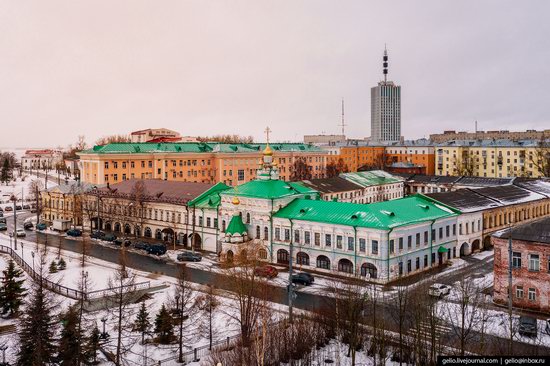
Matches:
[[493, 236, 550, 313]]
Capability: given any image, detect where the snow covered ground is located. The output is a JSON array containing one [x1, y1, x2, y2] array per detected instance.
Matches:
[[0, 173, 54, 206]]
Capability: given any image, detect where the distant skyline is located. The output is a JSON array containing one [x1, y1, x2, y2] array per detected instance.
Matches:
[[1, 1, 549, 148]]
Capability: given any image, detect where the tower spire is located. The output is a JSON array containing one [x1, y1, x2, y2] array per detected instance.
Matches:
[[383, 44, 388, 83]]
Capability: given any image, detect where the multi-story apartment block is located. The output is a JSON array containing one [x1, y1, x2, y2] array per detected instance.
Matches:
[[435, 139, 546, 178], [430, 129, 550, 143], [77, 142, 328, 186], [493, 217, 550, 313]]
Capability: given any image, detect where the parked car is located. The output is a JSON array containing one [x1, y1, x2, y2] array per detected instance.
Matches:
[[66, 228, 82, 237], [519, 316, 538, 337], [113, 238, 131, 247], [0, 211, 3, 217], [177, 251, 202, 262], [23, 222, 34, 230], [16, 228, 26, 237], [36, 222, 47, 231], [91, 230, 105, 239], [0, 206, 3, 212], [134, 242, 150, 251], [0, 217, 6, 224], [103, 233, 117, 242], [0, 223, 7, 231], [291, 273, 314, 286], [4, 206, 12, 212], [147, 244, 167, 256], [15, 205, 22, 211], [254, 265, 278, 278], [22, 204, 30, 210], [428, 283, 451, 298]]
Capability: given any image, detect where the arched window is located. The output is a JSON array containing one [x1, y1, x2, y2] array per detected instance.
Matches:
[[360, 263, 378, 279], [256, 226, 261, 239], [258, 248, 268, 260], [222, 220, 226, 232], [226, 250, 234, 263], [316, 255, 330, 270], [296, 252, 310, 266], [338, 258, 353, 274], [263, 227, 269, 240], [144, 227, 152, 238], [246, 213, 251, 224], [277, 249, 289, 264]]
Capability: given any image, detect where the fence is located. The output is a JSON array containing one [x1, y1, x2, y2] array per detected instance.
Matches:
[[0, 244, 150, 300], [158, 335, 240, 365]]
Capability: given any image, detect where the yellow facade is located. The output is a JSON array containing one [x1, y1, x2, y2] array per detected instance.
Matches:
[[436, 145, 543, 178]]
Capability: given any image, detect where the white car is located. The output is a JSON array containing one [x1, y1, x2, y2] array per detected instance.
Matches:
[[15, 228, 26, 237], [428, 283, 451, 297]]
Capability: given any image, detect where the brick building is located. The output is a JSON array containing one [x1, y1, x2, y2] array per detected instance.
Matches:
[[493, 217, 550, 313]]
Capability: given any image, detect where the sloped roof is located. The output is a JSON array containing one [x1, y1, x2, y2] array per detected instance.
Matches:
[[455, 176, 514, 187], [223, 179, 318, 200], [340, 171, 400, 187], [425, 190, 501, 213], [96, 179, 212, 205], [226, 214, 248, 236], [45, 181, 95, 194], [274, 195, 457, 229], [188, 182, 231, 208], [493, 217, 550, 244], [513, 178, 550, 197], [78, 142, 322, 155], [473, 185, 546, 205], [406, 175, 461, 184], [301, 177, 362, 194]]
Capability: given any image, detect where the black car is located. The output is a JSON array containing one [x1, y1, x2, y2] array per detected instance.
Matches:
[[177, 251, 202, 262], [91, 230, 105, 239], [134, 242, 150, 251], [0, 207, 3, 212], [15, 205, 22, 210], [0, 211, 3, 217], [113, 238, 131, 247], [146, 244, 167, 256], [291, 273, 314, 286], [66, 228, 82, 237], [0, 217, 6, 224], [103, 233, 117, 242], [23, 222, 34, 230], [22, 204, 30, 210], [519, 316, 538, 337]]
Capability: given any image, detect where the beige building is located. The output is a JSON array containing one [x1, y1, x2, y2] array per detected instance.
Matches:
[[435, 140, 547, 178], [130, 128, 182, 143], [40, 182, 94, 227]]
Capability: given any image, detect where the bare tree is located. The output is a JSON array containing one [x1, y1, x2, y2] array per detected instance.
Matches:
[[389, 285, 411, 365], [196, 135, 254, 144], [95, 134, 131, 146], [290, 157, 313, 181], [172, 265, 200, 363], [28, 179, 44, 224], [129, 179, 148, 238], [529, 135, 550, 177]]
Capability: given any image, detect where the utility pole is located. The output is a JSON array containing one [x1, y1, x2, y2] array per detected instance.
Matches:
[[508, 221, 513, 354], [11, 195, 17, 250]]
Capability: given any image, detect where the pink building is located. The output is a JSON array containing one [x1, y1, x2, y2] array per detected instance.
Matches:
[[493, 217, 550, 313]]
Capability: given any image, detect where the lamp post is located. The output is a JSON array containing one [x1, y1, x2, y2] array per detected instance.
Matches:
[[21, 242, 24, 262], [100, 317, 108, 339], [31, 251, 35, 272], [11, 195, 17, 250]]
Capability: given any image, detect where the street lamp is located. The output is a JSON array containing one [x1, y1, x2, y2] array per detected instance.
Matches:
[[31, 251, 35, 272], [100, 317, 109, 339], [21, 242, 24, 262]]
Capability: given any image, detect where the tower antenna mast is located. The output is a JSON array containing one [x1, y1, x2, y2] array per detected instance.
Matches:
[[383, 44, 389, 83], [338, 98, 347, 136]]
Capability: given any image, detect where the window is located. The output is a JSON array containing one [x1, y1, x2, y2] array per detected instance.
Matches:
[[104, 162, 109, 169], [528, 288, 536, 301], [238, 169, 245, 181], [398, 237, 403, 251], [407, 235, 412, 249], [294, 230, 300, 244], [439, 227, 443, 239], [347, 237, 354, 251], [416, 257, 420, 270], [446, 225, 450, 237], [398, 262, 403, 276], [516, 286, 524, 298], [325, 234, 332, 247], [424, 231, 428, 244], [264, 227, 268, 240], [512, 252, 522, 269], [304, 231, 311, 245], [359, 238, 366, 252], [113, 162, 118, 169], [372, 240, 379, 255], [284, 229, 290, 241], [206, 217, 211, 227], [424, 255, 428, 267], [389, 239, 395, 254], [452, 224, 456, 236], [314, 232, 320, 246], [415, 233, 420, 247], [246, 213, 250, 224], [256, 226, 260, 239], [336, 235, 343, 249], [275, 228, 281, 241], [432, 229, 436, 242], [529, 254, 540, 271], [407, 259, 412, 273]]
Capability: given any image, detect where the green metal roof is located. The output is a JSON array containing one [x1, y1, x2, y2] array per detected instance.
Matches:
[[78, 142, 322, 155], [188, 182, 230, 208], [274, 194, 458, 230], [340, 171, 400, 187], [226, 214, 248, 236], [223, 179, 319, 200]]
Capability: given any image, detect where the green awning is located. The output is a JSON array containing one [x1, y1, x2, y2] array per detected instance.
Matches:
[[438, 246, 449, 253]]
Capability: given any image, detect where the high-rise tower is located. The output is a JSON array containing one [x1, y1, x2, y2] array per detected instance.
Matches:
[[370, 47, 401, 142]]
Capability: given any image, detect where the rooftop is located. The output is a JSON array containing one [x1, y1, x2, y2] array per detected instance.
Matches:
[[473, 185, 546, 205], [301, 177, 362, 194], [424, 190, 501, 213], [493, 217, 550, 244], [94, 179, 213, 205], [222, 179, 318, 200], [188, 182, 231, 208], [340, 170, 401, 187], [274, 195, 457, 229], [513, 178, 550, 197], [78, 142, 323, 155], [45, 181, 95, 194]]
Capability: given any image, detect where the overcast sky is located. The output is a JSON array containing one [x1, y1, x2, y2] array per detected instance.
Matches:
[[0, 1, 549, 148]]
